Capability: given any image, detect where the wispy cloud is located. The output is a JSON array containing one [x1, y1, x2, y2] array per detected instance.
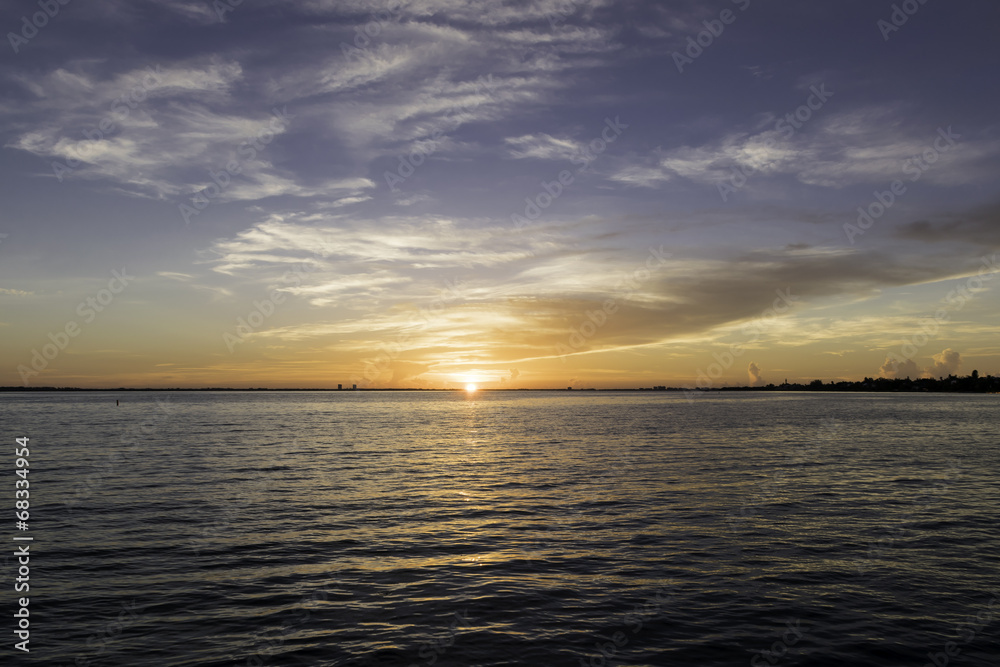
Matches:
[[612, 107, 1000, 192]]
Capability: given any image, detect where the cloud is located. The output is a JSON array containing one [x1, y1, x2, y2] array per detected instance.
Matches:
[[95, 0, 224, 25], [612, 107, 1000, 192], [877, 348, 963, 380], [505, 133, 583, 161], [895, 201, 1000, 250], [388, 360, 432, 385], [163, 2, 220, 24], [609, 129, 801, 189], [928, 348, 962, 378], [302, 0, 616, 28], [3, 60, 319, 201], [793, 117, 1000, 189], [250, 9, 616, 168], [747, 362, 763, 387], [202, 210, 1000, 368], [878, 355, 920, 380], [205, 214, 535, 280], [0, 0, 733, 216], [608, 165, 672, 188]]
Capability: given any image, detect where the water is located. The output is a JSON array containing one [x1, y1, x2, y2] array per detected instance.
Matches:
[[2, 391, 998, 666]]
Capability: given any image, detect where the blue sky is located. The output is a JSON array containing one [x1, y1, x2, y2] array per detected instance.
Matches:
[[1, 0, 999, 388]]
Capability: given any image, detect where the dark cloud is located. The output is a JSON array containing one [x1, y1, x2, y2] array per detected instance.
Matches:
[[895, 202, 1000, 249], [497, 245, 966, 360]]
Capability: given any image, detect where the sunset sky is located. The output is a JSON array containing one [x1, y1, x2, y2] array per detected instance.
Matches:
[[1, 0, 999, 388]]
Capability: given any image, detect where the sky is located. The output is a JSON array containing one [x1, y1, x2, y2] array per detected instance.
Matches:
[[1, 0, 999, 389]]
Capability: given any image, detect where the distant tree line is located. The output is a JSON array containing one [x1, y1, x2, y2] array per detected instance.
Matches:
[[705, 371, 1000, 393]]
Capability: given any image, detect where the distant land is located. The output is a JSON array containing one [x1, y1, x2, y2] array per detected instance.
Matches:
[[1, 372, 997, 393]]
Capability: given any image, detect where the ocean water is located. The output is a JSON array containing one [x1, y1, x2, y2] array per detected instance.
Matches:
[[2, 390, 999, 666]]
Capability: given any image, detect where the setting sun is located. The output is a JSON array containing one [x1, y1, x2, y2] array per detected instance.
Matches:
[[465, 383, 478, 393]]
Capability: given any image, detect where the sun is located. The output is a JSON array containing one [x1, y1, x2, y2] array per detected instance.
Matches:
[[465, 383, 478, 393]]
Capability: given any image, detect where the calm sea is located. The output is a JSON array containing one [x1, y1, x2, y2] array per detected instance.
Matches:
[[2, 391, 998, 666]]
